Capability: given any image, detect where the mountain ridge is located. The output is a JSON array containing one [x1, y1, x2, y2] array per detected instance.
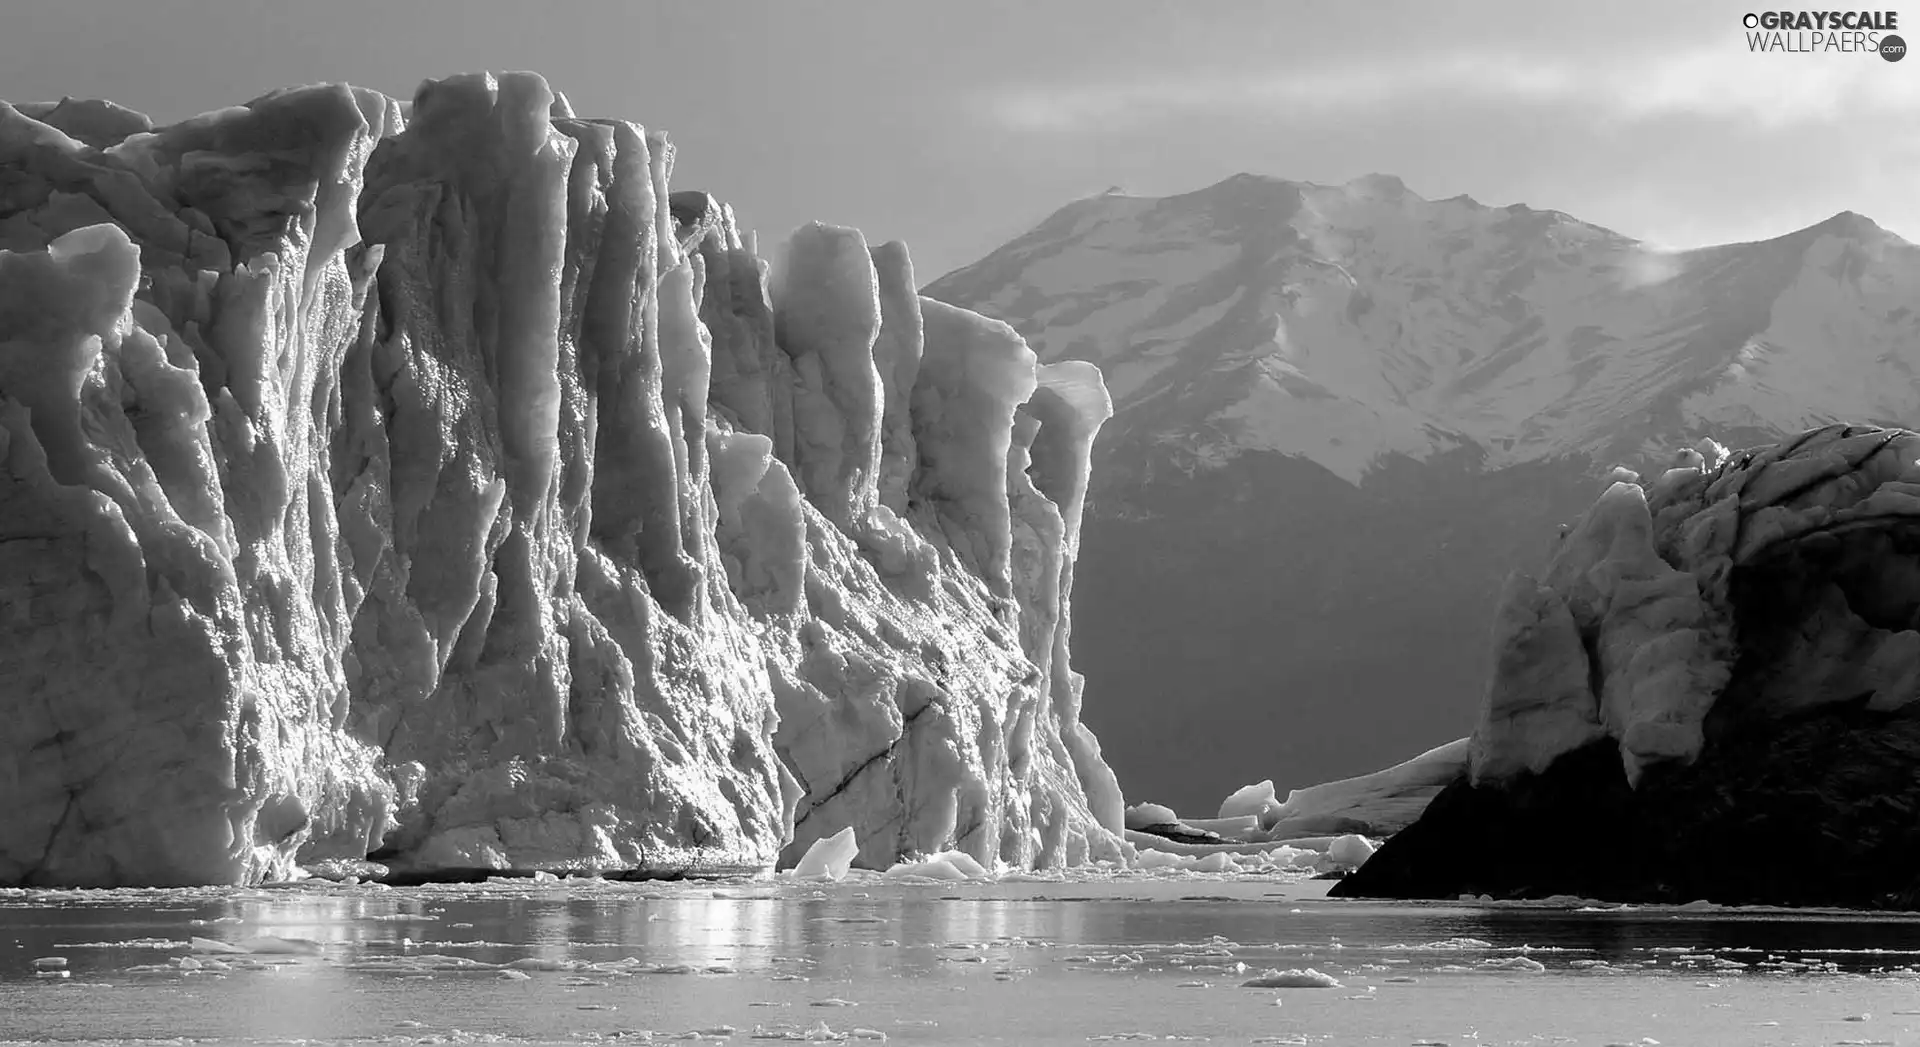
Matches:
[[926, 172, 1920, 486]]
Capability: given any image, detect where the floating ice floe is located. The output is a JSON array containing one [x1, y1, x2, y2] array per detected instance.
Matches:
[[189, 935, 322, 955], [790, 828, 859, 881], [1124, 835, 1382, 876], [1241, 967, 1342, 988], [1326, 834, 1376, 866], [1122, 803, 1180, 830], [1477, 956, 1548, 973], [881, 851, 991, 881], [749, 1021, 853, 1041], [1218, 780, 1281, 820]]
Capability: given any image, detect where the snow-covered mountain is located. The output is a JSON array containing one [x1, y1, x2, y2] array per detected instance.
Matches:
[[925, 173, 1920, 814]]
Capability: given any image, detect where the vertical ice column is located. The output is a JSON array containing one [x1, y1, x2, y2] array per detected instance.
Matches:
[[579, 120, 698, 616], [658, 257, 715, 603], [647, 131, 714, 606], [869, 241, 924, 516], [1025, 362, 1109, 559], [485, 72, 567, 521], [1545, 482, 1721, 785], [699, 229, 791, 461], [1023, 361, 1123, 832], [772, 223, 883, 532], [1467, 572, 1601, 783], [1007, 408, 1064, 671], [912, 299, 1039, 600]]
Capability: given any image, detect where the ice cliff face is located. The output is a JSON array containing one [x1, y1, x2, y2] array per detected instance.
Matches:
[[1470, 424, 1920, 785], [0, 73, 1125, 887], [1337, 424, 1920, 906]]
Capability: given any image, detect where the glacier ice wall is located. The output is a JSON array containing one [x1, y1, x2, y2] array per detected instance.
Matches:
[[1470, 425, 1920, 786], [0, 72, 1126, 886], [1338, 424, 1920, 907]]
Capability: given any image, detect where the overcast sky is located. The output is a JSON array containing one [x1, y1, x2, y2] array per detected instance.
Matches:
[[2, 0, 1914, 280]]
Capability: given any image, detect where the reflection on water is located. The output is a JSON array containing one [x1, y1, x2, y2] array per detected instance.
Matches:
[[4, 877, 1920, 1045]]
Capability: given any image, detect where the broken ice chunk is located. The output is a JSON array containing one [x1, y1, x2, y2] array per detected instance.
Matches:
[[1241, 967, 1342, 988], [1123, 803, 1179, 830], [1326, 834, 1377, 868], [882, 850, 991, 881], [792, 827, 858, 881], [190, 935, 322, 955], [1217, 780, 1279, 820]]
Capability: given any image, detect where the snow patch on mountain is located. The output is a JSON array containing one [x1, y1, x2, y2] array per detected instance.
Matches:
[[1679, 232, 1920, 435]]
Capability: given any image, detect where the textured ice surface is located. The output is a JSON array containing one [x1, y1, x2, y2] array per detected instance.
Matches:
[[1120, 803, 1177, 830], [1123, 739, 1464, 856], [0, 73, 1124, 886], [1326, 834, 1376, 866], [1263, 737, 1470, 838], [1471, 425, 1920, 785], [789, 827, 858, 882], [882, 850, 991, 881], [1216, 780, 1279, 821]]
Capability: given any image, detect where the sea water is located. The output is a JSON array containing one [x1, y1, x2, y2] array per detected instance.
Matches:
[[5, 873, 1920, 1045]]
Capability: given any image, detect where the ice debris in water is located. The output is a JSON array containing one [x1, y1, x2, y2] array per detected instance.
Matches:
[[1326, 834, 1377, 866], [882, 851, 991, 881], [189, 935, 321, 955], [1478, 956, 1547, 972], [791, 828, 859, 881], [1129, 845, 1320, 874], [749, 1022, 852, 1041], [1241, 967, 1342, 988], [1218, 780, 1280, 820], [1122, 803, 1179, 829]]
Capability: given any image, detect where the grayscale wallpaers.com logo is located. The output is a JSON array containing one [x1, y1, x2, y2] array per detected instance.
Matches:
[[1743, 10, 1906, 58]]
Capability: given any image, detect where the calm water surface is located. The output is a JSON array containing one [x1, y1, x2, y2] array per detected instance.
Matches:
[[5, 874, 1920, 1046]]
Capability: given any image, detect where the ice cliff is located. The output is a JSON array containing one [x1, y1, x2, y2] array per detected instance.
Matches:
[[1338, 424, 1920, 906], [0, 73, 1126, 887], [1466, 424, 1920, 786]]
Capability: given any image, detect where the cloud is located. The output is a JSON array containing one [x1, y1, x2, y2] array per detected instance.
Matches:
[[978, 43, 1920, 132], [1618, 245, 1685, 290], [1613, 44, 1920, 126]]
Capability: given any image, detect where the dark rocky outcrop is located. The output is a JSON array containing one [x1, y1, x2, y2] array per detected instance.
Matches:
[[1335, 709, 1920, 908]]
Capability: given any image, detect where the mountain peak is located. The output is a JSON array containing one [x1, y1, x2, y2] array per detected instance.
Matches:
[[1207, 172, 1292, 191], [1345, 172, 1410, 197], [925, 170, 1920, 484], [1813, 209, 1884, 239]]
